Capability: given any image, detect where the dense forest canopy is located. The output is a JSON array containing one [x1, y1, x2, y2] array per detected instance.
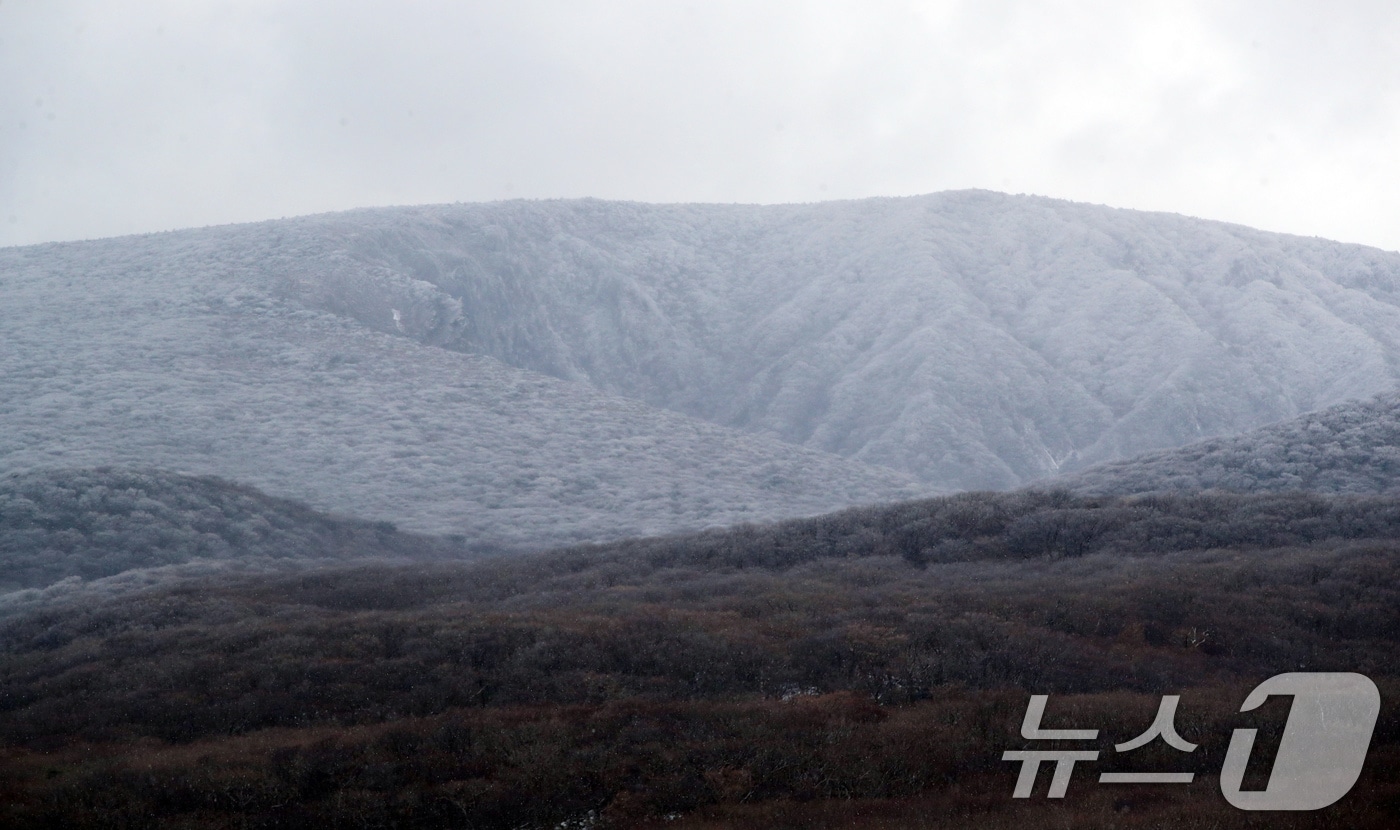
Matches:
[[0, 468, 479, 594], [1063, 390, 1400, 496], [11, 463, 1400, 595], [3, 483, 1399, 827]]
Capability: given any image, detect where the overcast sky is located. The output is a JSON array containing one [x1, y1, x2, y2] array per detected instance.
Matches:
[[3, 1, 1398, 250]]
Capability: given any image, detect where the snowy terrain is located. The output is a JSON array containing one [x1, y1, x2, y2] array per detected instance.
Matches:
[[0, 231, 924, 546], [6, 190, 1400, 544], [265, 191, 1400, 488], [1061, 389, 1400, 496]]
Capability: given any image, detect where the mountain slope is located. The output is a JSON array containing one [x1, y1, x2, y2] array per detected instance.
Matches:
[[9, 189, 1400, 520], [0, 236, 924, 546], [0, 468, 472, 593], [1059, 389, 1400, 495], [264, 191, 1400, 488]]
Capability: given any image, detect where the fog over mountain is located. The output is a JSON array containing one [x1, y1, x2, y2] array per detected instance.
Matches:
[[1062, 389, 1400, 496], [6, 190, 1400, 543]]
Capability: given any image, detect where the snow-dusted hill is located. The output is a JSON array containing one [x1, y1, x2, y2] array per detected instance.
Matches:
[[1060, 390, 1400, 496], [0, 468, 470, 593], [264, 191, 1400, 488], [0, 231, 924, 547], [7, 189, 1400, 540]]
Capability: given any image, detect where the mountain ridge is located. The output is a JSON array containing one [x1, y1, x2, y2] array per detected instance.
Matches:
[[8, 190, 1400, 540], [1, 234, 926, 546], [262, 191, 1400, 486], [1061, 388, 1400, 496]]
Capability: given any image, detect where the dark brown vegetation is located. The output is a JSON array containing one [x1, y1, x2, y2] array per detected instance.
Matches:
[[3, 488, 1400, 827]]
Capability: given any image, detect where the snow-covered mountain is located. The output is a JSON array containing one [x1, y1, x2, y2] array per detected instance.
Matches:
[[266, 191, 1400, 488], [6, 190, 1400, 543], [1060, 389, 1400, 496], [0, 230, 924, 547]]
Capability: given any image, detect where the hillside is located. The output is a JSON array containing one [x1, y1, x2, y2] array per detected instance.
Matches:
[[9, 190, 1400, 539], [1061, 390, 1400, 495], [3, 487, 1398, 828], [0, 230, 925, 546], [0, 468, 477, 594], [269, 192, 1400, 487]]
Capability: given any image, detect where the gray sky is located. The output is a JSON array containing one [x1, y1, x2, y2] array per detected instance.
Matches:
[[3, 1, 1399, 250]]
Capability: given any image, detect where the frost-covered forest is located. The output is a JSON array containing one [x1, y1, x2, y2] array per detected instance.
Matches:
[[275, 191, 1400, 487], [0, 226, 924, 547], [1063, 390, 1400, 495], [0, 468, 474, 595], [7, 191, 1400, 548]]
